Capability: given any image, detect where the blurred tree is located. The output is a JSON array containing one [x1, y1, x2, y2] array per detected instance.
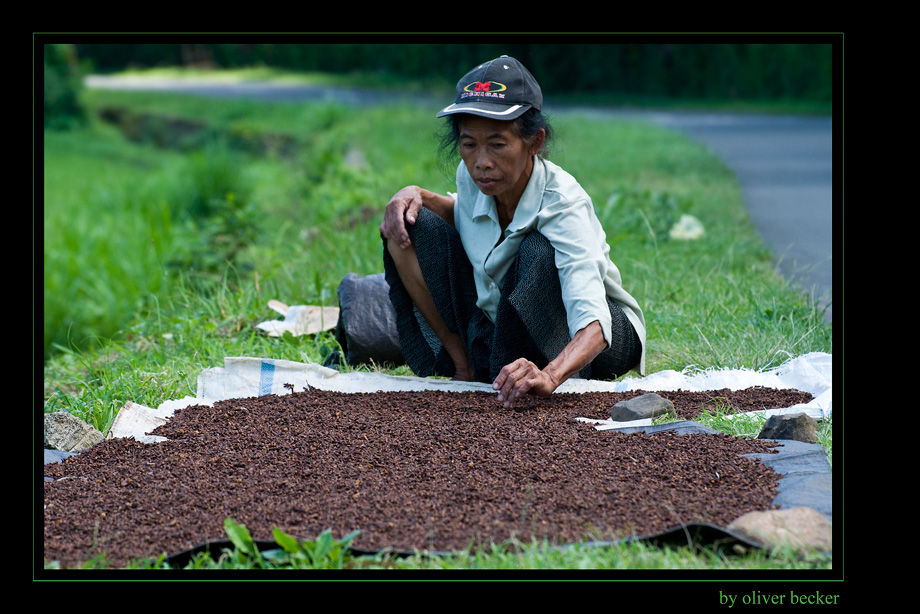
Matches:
[[43, 44, 86, 130], [72, 42, 835, 104]]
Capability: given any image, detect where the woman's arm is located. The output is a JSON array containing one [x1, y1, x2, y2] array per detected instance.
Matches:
[[380, 185, 456, 249], [492, 320, 607, 409]]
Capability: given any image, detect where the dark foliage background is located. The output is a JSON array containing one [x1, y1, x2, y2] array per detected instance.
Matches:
[[70, 41, 834, 104]]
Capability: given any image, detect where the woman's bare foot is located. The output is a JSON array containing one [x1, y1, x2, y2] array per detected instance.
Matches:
[[451, 364, 475, 382]]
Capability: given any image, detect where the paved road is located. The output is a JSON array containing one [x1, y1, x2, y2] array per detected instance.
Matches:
[[645, 112, 833, 323], [85, 76, 834, 322]]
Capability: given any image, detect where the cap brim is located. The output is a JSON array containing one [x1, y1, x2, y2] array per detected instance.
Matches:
[[436, 101, 531, 120]]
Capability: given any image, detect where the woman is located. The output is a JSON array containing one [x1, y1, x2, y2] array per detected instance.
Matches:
[[380, 56, 646, 408]]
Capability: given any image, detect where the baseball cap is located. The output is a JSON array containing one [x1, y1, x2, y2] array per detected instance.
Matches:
[[436, 55, 543, 120]]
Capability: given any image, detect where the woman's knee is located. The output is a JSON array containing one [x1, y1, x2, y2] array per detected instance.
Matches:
[[510, 232, 559, 294], [517, 232, 556, 273], [386, 235, 417, 269], [385, 207, 444, 270], [519, 231, 552, 256]]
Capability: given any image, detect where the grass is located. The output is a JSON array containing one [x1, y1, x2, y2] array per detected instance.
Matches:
[[144, 531, 831, 572], [41, 71, 833, 572]]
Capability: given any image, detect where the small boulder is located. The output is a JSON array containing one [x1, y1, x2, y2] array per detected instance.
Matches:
[[610, 393, 675, 422], [44, 411, 104, 452], [728, 506, 832, 553], [668, 214, 705, 240], [758, 412, 818, 443]]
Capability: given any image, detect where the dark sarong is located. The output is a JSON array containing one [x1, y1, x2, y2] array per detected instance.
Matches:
[[383, 208, 640, 383]]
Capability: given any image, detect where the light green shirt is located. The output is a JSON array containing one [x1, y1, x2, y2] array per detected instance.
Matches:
[[452, 157, 647, 375]]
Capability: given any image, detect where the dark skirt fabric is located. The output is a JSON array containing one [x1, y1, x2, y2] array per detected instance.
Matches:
[[383, 207, 640, 384]]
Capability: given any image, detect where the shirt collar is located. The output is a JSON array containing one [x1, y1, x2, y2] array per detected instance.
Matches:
[[471, 156, 546, 223], [514, 155, 545, 224]]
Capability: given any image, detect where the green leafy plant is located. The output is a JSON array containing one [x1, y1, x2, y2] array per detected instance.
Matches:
[[221, 517, 361, 569], [269, 526, 363, 569]]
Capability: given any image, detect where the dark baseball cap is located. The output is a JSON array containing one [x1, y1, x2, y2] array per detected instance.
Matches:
[[436, 55, 543, 120]]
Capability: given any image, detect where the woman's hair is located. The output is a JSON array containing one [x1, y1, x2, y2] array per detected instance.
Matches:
[[436, 108, 554, 175]]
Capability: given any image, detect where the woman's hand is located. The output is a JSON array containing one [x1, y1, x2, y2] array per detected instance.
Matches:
[[380, 186, 425, 250], [381, 187, 456, 249], [492, 321, 608, 409], [492, 358, 560, 409]]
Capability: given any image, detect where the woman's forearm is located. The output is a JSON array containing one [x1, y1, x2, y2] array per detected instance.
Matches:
[[417, 188, 456, 226], [542, 320, 607, 390]]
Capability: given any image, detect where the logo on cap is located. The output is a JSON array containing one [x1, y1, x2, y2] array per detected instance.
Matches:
[[463, 81, 507, 94], [459, 81, 508, 103]]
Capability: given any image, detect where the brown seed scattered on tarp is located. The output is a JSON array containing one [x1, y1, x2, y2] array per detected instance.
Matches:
[[44, 387, 809, 569]]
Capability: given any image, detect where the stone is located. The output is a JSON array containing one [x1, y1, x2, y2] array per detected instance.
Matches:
[[758, 412, 818, 443], [728, 506, 832, 553], [668, 214, 705, 240], [610, 393, 676, 422], [44, 411, 105, 452]]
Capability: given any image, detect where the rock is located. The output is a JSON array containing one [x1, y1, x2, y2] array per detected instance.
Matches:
[[610, 393, 676, 422], [668, 214, 705, 240], [44, 411, 105, 452], [758, 412, 818, 443], [728, 506, 832, 553]]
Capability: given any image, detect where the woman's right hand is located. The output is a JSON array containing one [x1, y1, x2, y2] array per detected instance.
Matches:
[[380, 185, 424, 250]]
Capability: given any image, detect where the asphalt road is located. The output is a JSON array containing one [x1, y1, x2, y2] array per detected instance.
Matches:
[[85, 76, 835, 322], [644, 111, 834, 323]]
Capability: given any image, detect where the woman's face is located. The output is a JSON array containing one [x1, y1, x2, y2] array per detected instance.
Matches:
[[458, 115, 544, 210]]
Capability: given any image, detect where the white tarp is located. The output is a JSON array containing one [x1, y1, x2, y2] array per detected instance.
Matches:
[[253, 301, 339, 337], [108, 352, 832, 443]]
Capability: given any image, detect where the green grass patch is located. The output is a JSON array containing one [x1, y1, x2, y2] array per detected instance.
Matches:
[[86, 521, 830, 571]]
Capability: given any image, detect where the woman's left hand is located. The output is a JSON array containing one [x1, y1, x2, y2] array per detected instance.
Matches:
[[492, 358, 560, 409]]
